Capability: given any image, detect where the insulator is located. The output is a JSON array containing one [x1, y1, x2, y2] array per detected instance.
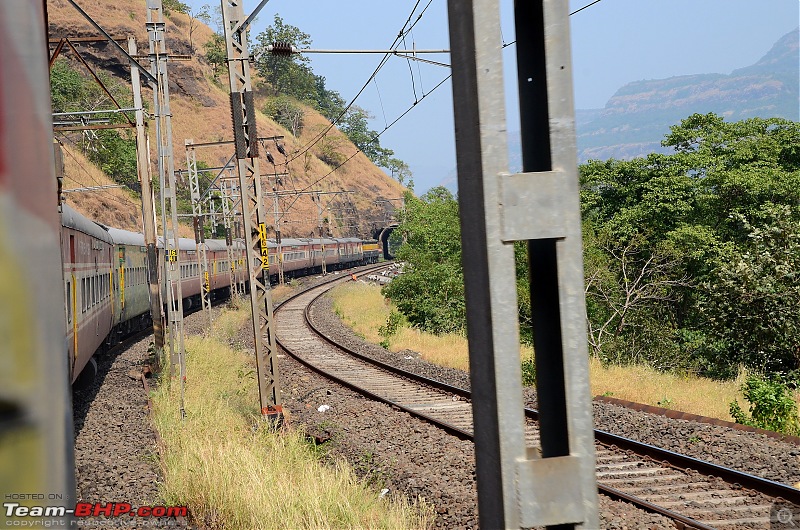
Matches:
[[276, 142, 286, 156], [266, 151, 275, 164], [270, 42, 294, 56]]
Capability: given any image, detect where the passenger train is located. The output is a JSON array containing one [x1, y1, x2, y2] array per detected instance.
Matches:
[[61, 203, 381, 384]]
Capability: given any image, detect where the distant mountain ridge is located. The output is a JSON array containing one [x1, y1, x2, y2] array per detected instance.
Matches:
[[574, 28, 799, 162], [437, 29, 798, 192]]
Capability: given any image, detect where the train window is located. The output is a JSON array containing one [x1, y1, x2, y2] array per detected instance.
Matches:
[[81, 278, 86, 312], [66, 281, 72, 324]]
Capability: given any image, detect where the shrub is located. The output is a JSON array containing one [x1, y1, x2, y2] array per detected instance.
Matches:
[[729, 375, 799, 435], [521, 356, 536, 387], [378, 310, 403, 349]]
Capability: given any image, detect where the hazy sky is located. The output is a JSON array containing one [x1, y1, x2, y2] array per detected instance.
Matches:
[[183, 0, 799, 192]]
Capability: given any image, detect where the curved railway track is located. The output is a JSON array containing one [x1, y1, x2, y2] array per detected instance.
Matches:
[[275, 267, 800, 529]]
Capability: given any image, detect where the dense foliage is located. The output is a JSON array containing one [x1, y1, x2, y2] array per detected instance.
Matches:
[[246, 15, 408, 181], [730, 374, 799, 435], [382, 188, 465, 334], [582, 113, 800, 377], [50, 59, 140, 192], [382, 188, 531, 338], [386, 114, 800, 382]]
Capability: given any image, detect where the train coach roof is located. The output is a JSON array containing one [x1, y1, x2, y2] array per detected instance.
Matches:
[[204, 239, 228, 251], [339, 237, 362, 243], [61, 204, 114, 244], [275, 238, 306, 247], [308, 237, 339, 245], [106, 227, 145, 246], [156, 236, 198, 251]]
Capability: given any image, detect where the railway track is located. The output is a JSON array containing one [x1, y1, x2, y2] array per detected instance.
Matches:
[[275, 268, 800, 529]]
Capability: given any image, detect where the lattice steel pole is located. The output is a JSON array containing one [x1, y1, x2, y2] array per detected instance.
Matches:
[[147, 0, 186, 409], [272, 192, 284, 284], [220, 177, 238, 297], [315, 193, 327, 274], [221, 0, 282, 421], [186, 140, 213, 325], [209, 195, 218, 237]]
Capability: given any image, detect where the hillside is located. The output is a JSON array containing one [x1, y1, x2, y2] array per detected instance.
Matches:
[[573, 28, 799, 162], [47, 0, 405, 238]]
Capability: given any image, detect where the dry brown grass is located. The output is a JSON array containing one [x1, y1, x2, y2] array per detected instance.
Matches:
[[329, 282, 800, 423], [48, 0, 407, 238], [330, 282, 532, 372], [588, 358, 750, 420], [152, 307, 431, 529]]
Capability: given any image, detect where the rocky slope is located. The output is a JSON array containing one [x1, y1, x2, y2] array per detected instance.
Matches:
[[574, 28, 799, 162], [47, 0, 405, 237]]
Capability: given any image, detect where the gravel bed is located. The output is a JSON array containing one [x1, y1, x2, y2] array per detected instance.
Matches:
[[72, 323, 193, 528], [278, 289, 674, 528], [71, 297, 249, 528], [591, 401, 800, 487], [308, 286, 800, 527]]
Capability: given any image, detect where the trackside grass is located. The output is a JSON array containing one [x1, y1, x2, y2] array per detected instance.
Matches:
[[330, 282, 800, 423], [588, 358, 748, 420], [151, 305, 430, 530], [330, 282, 533, 372]]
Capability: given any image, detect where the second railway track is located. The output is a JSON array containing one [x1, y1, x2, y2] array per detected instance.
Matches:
[[275, 268, 800, 529]]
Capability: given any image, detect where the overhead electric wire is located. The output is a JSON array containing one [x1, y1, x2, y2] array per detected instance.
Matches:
[[57, 136, 142, 211], [374, 78, 389, 128], [401, 33, 418, 102], [279, 72, 451, 220], [411, 28, 426, 95], [503, 0, 604, 48], [286, 0, 430, 165]]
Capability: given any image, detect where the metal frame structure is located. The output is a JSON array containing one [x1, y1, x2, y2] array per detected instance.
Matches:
[[448, 0, 598, 527], [185, 140, 213, 325], [221, 0, 282, 421], [220, 175, 243, 297], [146, 0, 186, 410], [128, 36, 165, 352]]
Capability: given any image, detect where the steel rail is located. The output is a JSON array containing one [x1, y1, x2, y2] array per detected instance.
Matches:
[[275, 265, 475, 441], [278, 273, 800, 528]]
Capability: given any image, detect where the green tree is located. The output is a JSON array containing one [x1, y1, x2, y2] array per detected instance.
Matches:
[[203, 34, 226, 77], [186, 4, 211, 55], [382, 188, 465, 334], [340, 106, 393, 167], [386, 158, 411, 186], [314, 75, 346, 122], [253, 15, 316, 100], [162, 0, 189, 16], [263, 95, 305, 137], [50, 59, 139, 192], [580, 113, 800, 376], [699, 204, 800, 374], [50, 59, 86, 113]]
